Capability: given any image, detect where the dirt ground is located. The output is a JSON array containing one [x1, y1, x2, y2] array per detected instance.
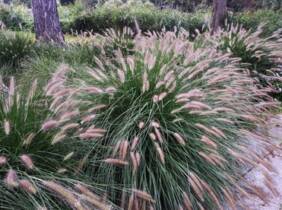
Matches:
[[237, 115, 282, 210]]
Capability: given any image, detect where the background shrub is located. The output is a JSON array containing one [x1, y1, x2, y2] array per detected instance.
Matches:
[[68, 4, 209, 35], [233, 9, 282, 37], [58, 1, 85, 33], [0, 31, 34, 76], [6, 1, 206, 34], [0, 4, 33, 31], [1, 1, 281, 39]]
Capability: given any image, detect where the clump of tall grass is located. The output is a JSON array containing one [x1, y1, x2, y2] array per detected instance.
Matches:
[[0, 76, 111, 210], [194, 24, 282, 101], [0, 31, 34, 72], [48, 29, 280, 209]]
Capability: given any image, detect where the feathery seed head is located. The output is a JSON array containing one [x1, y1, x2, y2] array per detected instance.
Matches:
[[20, 154, 34, 170]]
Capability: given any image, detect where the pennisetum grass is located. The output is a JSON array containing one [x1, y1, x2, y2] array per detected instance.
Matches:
[[194, 24, 282, 101], [0, 76, 112, 210], [46, 28, 280, 209]]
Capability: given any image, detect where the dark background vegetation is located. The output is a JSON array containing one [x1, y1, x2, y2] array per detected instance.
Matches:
[[1, 0, 281, 36]]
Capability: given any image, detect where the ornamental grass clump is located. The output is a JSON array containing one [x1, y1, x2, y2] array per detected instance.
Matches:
[[194, 24, 282, 100], [0, 76, 111, 210], [49, 29, 280, 210], [0, 31, 34, 69]]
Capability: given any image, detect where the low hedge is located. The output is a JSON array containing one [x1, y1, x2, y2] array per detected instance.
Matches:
[[67, 4, 209, 35]]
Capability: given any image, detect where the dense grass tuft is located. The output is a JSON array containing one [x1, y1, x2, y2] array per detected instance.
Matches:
[[194, 24, 282, 101], [47, 29, 279, 210], [0, 76, 113, 210], [0, 31, 34, 75]]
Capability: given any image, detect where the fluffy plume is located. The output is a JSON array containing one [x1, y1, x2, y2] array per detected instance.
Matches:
[[41, 120, 58, 131], [130, 136, 139, 150], [0, 155, 7, 166], [103, 158, 129, 166], [173, 132, 186, 145], [42, 181, 85, 210], [4, 169, 18, 188], [19, 179, 37, 194], [132, 189, 155, 203], [75, 184, 111, 210], [23, 133, 36, 146], [3, 119, 10, 135], [20, 154, 34, 170]]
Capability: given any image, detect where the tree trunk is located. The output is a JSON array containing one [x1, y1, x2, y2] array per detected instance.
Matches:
[[211, 0, 227, 34], [31, 0, 64, 43]]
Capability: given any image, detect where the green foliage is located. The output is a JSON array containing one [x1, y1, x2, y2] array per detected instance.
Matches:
[[255, 0, 282, 10], [19, 41, 100, 91], [0, 4, 33, 31], [233, 9, 282, 37], [19, 29, 135, 92], [19, 50, 62, 90], [58, 1, 85, 33]]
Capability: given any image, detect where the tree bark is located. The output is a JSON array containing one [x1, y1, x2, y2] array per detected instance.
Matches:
[[31, 0, 64, 43], [211, 0, 227, 34]]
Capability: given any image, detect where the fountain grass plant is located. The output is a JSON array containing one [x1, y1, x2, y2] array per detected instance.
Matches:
[[194, 24, 282, 101], [0, 76, 112, 210], [0, 31, 34, 70], [46, 29, 280, 210]]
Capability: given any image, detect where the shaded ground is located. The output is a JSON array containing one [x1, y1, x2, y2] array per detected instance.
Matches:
[[238, 115, 282, 210]]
